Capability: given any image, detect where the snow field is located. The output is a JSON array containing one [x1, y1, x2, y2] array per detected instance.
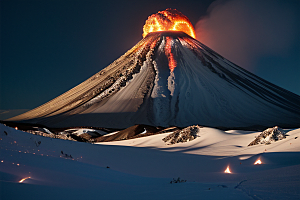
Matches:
[[0, 123, 299, 199]]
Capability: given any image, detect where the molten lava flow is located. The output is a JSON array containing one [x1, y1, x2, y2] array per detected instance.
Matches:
[[254, 159, 262, 165], [150, 39, 158, 49], [19, 177, 31, 183], [165, 37, 177, 72], [143, 8, 196, 39], [224, 166, 231, 173]]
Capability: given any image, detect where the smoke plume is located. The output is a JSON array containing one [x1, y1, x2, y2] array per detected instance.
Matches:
[[195, 0, 299, 71]]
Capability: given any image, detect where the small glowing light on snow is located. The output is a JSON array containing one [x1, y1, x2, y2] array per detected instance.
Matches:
[[17, 163, 20, 166], [1, 160, 3, 163], [15, 127, 18, 130], [224, 166, 231, 173], [19, 177, 31, 183], [254, 159, 262, 165]]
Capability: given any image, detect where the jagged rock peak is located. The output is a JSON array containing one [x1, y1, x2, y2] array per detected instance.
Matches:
[[248, 126, 286, 146]]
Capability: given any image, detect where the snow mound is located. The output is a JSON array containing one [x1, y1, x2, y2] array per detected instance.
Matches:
[[95, 124, 160, 142], [162, 125, 200, 145], [61, 128, 107, 136], [248, 126, 286, 146]]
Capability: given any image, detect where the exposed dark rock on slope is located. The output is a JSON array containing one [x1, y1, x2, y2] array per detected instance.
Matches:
[[162, 125, 201, 145], [248, 126, 287, 146], [94, 124, 161, 142]]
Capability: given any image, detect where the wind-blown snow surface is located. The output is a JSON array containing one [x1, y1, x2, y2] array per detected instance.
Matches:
[[1, 123, 300, 200], [7, 31, 300, 129]]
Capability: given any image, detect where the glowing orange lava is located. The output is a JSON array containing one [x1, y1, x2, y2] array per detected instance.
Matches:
[[143, 8, 196, 39], [254, 159, 262, 165], [165, 37, 177, 72], [224, 166, 231, 173], [19, 177, 31, 183]]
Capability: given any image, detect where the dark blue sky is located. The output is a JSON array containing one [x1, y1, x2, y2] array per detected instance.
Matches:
[[1, 0, 299, 110]]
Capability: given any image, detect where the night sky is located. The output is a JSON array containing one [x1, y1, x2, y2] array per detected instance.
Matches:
[[1, 0, 299, 111]]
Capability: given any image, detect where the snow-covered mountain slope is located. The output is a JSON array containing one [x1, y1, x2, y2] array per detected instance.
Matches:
[[0, 109, 29, 120], [7, 31, 300, 129], [1, 123, 300, 200]]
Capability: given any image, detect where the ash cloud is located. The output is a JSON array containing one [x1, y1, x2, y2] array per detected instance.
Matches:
[[195, 0, 299, 71]]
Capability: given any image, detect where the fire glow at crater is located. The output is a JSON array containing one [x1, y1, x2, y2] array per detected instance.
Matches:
[[143, 8, 196, 39]]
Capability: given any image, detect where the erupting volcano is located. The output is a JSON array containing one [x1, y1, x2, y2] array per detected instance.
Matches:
[[7, 9, 300, 129], [143, 8, 196, 39]]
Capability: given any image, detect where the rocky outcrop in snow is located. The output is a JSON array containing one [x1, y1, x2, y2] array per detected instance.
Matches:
[[162, 125, 201, 145], [248, 126, 286, 146], [26, 129, 77, 141]]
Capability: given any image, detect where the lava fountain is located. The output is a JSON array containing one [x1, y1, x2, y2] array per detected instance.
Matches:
[[143, 8, 196, 39], [142, 8, 196, 72]]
